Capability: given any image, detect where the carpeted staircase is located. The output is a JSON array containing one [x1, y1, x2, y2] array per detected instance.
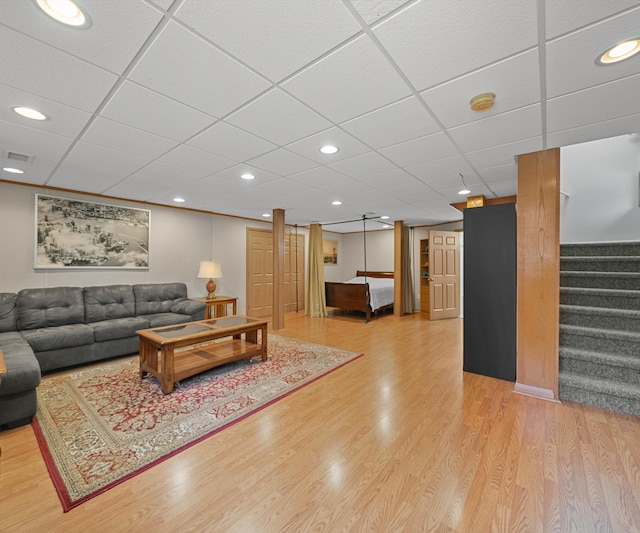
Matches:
[[559, 242, 640, 417]]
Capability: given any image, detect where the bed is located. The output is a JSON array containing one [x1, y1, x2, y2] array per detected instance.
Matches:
[[325, 271, 394, 322]]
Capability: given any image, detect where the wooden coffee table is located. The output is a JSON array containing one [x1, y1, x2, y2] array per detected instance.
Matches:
[[137, 316, 268, 394]]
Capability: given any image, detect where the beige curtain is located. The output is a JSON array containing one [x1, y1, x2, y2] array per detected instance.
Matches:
[[402, 224, 414, 313], [305, 223, 327, 317]]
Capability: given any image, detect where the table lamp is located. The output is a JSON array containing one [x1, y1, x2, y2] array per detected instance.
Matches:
[[198, 260, 222, 299]]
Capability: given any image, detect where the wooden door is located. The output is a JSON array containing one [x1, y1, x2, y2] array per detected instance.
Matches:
[[246, 228, 304, 318], [429, 230, 460, 320], [247, 228, 273, 318]]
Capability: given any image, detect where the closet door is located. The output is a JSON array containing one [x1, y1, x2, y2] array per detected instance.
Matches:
[[463, 203, 516, 381]]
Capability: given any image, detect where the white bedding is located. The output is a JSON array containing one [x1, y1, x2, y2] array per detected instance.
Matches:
[[344, 276, 394, 311]]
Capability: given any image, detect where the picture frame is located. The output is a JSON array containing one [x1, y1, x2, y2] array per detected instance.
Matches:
[[322, 239, 338, 265], [35, 194, 150, 269]]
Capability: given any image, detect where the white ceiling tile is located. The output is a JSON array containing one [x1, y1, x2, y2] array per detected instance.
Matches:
[[546, 9, 640, 98], [0, 120, 74, 164], [407, 156, 472, 183], [64, 141, 148, 175], [348, 0, 411, 25], [546, 112, 640, 150], [1, 1, 164, 74], [380, 132, 458, 167], [0, 27, 117, 112], [247, 149, 318, 176], [286, 127, 370, 164], [341, 96, 440, 149], [175, 0, 361, 82], [328, 151, 397, 178], [129, 21, 270, 117], [101, 82, 215, 141], [355, 168, 417, 188], [82, 117, 177, 159], [448, 105, 542, 153], [283, 35, 411, 123], [226, 89, 332, 146], [545, 1, 640, 39], [157, 145, 236, 177], [374, 0, 537, 91], [467, 138, 543, 169], [421, 50, 541, 128], [288, 166, 352, 188], [209, 164, 281, 184], [188, 122, 277, 162], [547, 74, 640, 133], [0, 84, 92, 138]]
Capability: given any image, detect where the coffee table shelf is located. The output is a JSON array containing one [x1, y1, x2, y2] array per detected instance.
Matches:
[[138, 316, 268, 394]]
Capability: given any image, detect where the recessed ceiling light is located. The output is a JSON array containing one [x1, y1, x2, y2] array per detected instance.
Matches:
[[597, 38, 640, 65], [458, 188, 471, 196], [262, 213, 271, 217], [34, 0, 91, 29], [13, 106, 47, 121], [380, 215, 389, 220], [241, 173, 255, 180], [3, 167, 25, 174], [173, 197, 185, 203], [320, 145, 339, 155], [332, 200, 342, 206]]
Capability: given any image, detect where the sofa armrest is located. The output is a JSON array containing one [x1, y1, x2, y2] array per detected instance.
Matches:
[[171, 299, 206, 316]]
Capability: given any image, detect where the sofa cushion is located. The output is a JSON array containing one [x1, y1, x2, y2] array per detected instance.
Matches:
[[84, 285, 136, 322], [17, 287, 85, 330], [171, 299, 205, 316], [133, 283, 188, 315], [138, 313, 192, 328], [0, 293, 18, 333], [20, 323, 94, 352], [91, 316, 149, 342], [0, 332, 41, 396]]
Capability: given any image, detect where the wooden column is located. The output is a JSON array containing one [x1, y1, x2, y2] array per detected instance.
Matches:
[[272, 208, 285, 330], [394, 220, 403, 317], [514, 148, 560, 401]]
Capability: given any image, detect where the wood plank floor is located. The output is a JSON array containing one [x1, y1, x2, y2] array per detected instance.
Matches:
[[1, 311, 639, 532]]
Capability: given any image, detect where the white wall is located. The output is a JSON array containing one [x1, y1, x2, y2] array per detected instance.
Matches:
[[0, 182, 274, 314], [560, 134, 640, 243], [341, 229, 394, 279]]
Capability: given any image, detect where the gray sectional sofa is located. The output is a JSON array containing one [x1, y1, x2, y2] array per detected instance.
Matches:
[[0, 282, 206, 429]]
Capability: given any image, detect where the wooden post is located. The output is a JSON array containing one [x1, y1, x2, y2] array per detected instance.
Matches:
[[272, 208, 285, 330], [515, 148, 560, 401], [394, 220, 403, 317]]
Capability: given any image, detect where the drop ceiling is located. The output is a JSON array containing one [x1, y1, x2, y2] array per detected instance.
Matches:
[[1, 0, 639, 233]]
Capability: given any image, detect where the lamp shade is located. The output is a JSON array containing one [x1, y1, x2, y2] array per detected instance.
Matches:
[[197, 260, 222, 279]]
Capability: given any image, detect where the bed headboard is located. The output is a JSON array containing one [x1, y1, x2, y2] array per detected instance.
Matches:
[[356, 271, 394, 279]]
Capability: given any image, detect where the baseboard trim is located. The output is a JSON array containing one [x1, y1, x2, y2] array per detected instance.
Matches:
[[514, 382, 560, 403]]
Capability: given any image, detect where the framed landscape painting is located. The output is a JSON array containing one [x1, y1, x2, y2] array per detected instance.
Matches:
[[323, 239, 338, 265], [35, 194, 150, 269]]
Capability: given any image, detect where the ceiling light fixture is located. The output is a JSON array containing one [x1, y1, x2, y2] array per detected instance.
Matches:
[[320, 145, 339, 154], [469, 93, 495, 112], [34, 0, 92, 28], [262, 213, 271, 217], [332, 200, 342, 206], [173, 197, 185, 203], [3, 167, 25, 174], [380, 215, 389, 219], [13, 106, 47, 121], [597, 38, 640, 65], [458, 173, 471, 195], [241, 173, 255, 180]]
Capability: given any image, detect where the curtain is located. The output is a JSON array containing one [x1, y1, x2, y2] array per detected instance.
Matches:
[[402, 223, 414, 313], [305, 223, 327, 317]]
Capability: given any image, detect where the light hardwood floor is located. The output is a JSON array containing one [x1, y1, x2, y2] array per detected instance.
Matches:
[[1, 311, 639, 532]]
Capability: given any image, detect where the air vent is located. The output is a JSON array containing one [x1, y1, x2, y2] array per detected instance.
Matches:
[[2, 150, 34, 163]]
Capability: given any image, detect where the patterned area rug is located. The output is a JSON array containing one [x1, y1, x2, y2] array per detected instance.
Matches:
[[33, 334, 363, 511]]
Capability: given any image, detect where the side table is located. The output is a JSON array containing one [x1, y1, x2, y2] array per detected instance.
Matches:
[[193, 296, 238, 320]]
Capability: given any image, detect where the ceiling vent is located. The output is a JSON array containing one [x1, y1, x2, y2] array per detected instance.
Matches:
[[2, 150, 34, 164]]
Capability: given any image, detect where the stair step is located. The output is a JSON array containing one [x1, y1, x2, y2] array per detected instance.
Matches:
[[560, 271, 640, 290], [560, 324, 640, 356], [560, 347, 640, 384], [560, 304, 640, 331], [560, 287, 640, 310], [560, 256, 640, 273], [559, 371, 640, 417], [560, 241, 640, 257]]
